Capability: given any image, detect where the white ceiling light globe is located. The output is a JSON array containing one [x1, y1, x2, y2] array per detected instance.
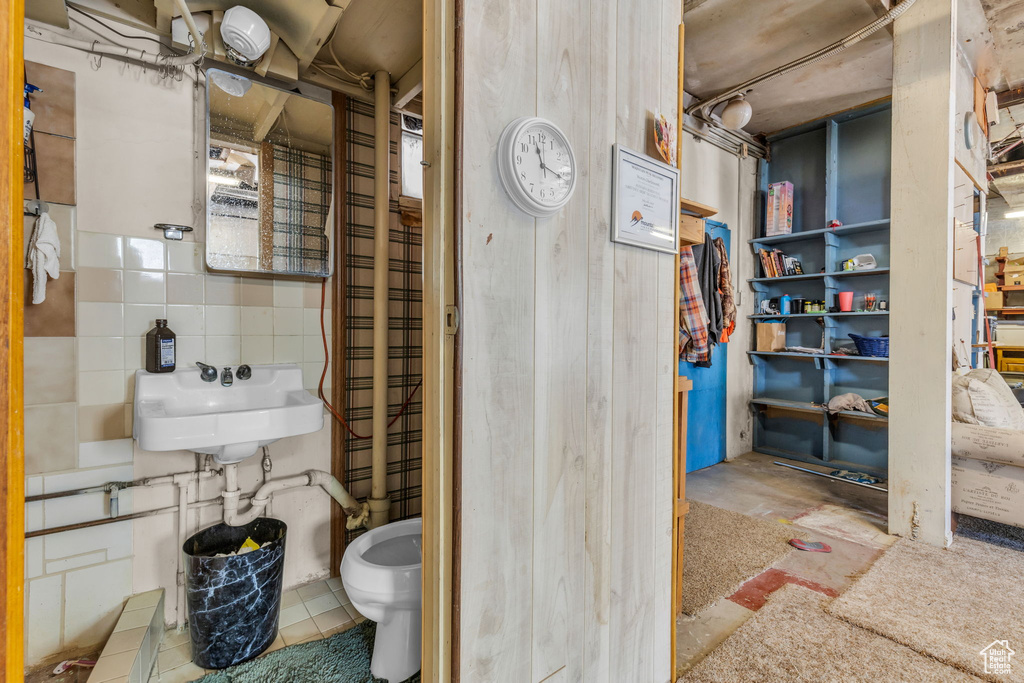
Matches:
[[221, 6, 272, 63], [720, 96, 753, 130]]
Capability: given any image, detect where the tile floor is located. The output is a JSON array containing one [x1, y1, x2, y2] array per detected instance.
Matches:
[[676, 451, 895, 677], [156, 577, 364, 683]]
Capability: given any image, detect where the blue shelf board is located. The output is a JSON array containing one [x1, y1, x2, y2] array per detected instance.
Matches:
[[747, 351, 888, 362], [750, 397, 888, 422], [750, 267, 891, 284], [748, 311, 889, 320], [749, 272, 823, 283], [749, 219, 890, 246], [828, 267, 891, 278]]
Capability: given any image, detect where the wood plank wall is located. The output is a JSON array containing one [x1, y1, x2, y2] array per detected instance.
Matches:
[[458, 0, 679, 679]]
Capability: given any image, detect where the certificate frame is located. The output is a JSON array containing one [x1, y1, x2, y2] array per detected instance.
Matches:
[[610, 144, 680, 254]]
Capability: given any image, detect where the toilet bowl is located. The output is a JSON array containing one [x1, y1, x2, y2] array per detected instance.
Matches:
[[340, 517, 421, 682]]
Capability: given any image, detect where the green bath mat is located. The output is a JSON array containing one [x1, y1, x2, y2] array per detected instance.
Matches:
[[197, 622, 420, 683]]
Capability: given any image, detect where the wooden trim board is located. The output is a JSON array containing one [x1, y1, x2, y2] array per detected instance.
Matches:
[[422, 0, 459, 677], [2, 0, 26, 677]]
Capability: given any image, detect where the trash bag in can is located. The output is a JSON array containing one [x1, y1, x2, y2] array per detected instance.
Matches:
[[184, 518, 287, 669]]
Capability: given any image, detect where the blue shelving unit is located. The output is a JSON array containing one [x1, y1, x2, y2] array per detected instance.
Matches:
[[749, 103, 891, 477]]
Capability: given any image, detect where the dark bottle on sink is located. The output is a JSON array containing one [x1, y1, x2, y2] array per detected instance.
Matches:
[[145, 319, 176, 373]]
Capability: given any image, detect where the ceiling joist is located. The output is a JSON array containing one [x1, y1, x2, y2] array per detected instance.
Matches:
[[394, 59, 423, 110]]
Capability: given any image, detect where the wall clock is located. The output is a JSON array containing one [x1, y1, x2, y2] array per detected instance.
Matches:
[[497, 116, 577, 217]]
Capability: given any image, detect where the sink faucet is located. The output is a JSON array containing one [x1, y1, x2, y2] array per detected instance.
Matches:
[[220, 367, 233, 387], [196, 362, 217, 383]]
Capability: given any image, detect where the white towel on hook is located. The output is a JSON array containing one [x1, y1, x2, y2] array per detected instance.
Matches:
[[30, 212, 60, 304]]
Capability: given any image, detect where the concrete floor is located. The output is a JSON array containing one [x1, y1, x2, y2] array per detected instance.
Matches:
[[676, 451, 896, 677]]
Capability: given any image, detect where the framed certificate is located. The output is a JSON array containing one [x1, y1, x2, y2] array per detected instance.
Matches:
[[610, 144, 679, 254]]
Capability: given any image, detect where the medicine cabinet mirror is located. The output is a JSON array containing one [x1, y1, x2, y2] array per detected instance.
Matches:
[[205, 69, 334, 277]]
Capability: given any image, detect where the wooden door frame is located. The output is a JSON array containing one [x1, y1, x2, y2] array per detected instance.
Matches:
[[2, 0, 26, 678], [421, 0, 459, 678]]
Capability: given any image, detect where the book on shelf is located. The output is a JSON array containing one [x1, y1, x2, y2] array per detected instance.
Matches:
[[757, 248, 803, 278]]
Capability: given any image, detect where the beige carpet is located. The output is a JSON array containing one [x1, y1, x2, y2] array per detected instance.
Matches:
[[681, 501, 793, 615], [828, 537, 1024, 682], [683, 584, 980, 682]]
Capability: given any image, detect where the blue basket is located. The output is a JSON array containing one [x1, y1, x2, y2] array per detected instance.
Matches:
[[849, 333, 889, 358]]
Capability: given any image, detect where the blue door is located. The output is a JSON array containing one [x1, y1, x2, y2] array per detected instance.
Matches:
[[681, 221, 729, 473]]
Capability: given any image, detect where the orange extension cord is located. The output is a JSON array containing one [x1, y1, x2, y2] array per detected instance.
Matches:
[[318, 278, 422, 439]]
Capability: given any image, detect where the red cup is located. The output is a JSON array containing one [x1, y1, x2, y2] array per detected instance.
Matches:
[[838, 291, 854, 312]]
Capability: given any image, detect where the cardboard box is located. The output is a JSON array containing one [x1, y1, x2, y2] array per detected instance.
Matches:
[[756, 322, 786, 352], [985, 291, 1004, 310], [766, 181, 793, 236], [952, 455, 1024, 529], [679, 214, 704, 247]]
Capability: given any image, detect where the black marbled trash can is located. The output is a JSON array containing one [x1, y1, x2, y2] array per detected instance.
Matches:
[[184, 518, 287, 669]]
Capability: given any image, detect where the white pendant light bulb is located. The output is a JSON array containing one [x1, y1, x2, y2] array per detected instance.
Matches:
[[720, 95, 753, 130], [221, 6, 271, 65]]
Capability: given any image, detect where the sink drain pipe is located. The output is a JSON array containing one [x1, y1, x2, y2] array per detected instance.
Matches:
[[221, 463, 370, 529]]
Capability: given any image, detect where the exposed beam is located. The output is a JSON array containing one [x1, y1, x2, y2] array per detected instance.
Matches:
[[252, 89, 289, 142], [254, 31, 279, 78], [998, 87, 1024, 109], [990, 158, 1024, 178], [394, 58, 423, 110], [154, 0, 173, 34], [293, 5, 343, 75]]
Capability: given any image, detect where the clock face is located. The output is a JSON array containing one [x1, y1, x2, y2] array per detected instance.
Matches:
[[512, 123, 574, 205], [497, 117, 577, 217]]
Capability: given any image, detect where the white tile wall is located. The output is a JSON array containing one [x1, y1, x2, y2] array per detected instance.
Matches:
[[26, 575, 63, 663], [205, 305, 240, 336], [78, 337, 125, 372], [273, 280, 305, 308], [78, 302, 124, 337], [240, 307, 274, 336], [30, 232, 336, 666], [123, 271, 166, 304], [165, 242, 203, 274], [63, 558, 133, 649], [77, 233, 123, 269], [124, 238, 165, 271], [79, 370, 127, 406], [79, 439, 134, 468], [167, 304, 205, 336], [240, 335, 274, 364]]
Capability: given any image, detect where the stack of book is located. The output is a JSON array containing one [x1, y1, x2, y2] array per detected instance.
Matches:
[[758, 248, 803, 278]]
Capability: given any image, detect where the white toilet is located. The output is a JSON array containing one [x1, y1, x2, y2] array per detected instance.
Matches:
[[340, 517, 422, 682]]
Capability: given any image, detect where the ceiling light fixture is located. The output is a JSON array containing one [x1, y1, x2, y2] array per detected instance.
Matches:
[[221, 6, 271, 67], [1006, 210, 1024, 219], [720, 95, 752, 130]]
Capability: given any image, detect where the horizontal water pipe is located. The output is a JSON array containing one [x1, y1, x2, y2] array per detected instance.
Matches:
[[221, 464, 369, 529], [25, 23, 202, 68]]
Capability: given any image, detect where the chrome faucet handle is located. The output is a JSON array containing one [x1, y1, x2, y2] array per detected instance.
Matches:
[[236, 364, 252, 380], [196, 362, 217, 383], [220, 367, 233, 387]]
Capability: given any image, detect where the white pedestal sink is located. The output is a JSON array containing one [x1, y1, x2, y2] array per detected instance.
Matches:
[[133, 364, 324, 464]]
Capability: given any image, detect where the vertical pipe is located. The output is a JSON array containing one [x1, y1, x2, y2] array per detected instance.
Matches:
[[176, 480, 189, 630], [370, 70, 392, 528]]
